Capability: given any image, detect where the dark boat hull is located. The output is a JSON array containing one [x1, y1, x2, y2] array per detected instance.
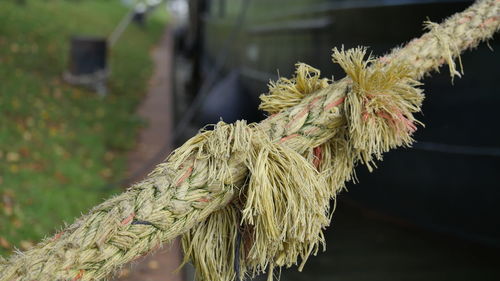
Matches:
[[187, 0, 500, 245]]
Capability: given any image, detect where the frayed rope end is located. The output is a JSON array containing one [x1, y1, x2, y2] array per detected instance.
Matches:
[[332, 46, 425, 170]]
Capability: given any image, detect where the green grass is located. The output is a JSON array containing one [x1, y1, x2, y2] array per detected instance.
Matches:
[[0, 0, 167, 255]]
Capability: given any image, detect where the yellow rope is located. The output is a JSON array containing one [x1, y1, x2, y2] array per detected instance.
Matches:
[[0, 1, 498, 281]]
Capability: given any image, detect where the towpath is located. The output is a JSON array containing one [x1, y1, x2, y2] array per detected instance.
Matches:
[[115, 28, 184, 281]]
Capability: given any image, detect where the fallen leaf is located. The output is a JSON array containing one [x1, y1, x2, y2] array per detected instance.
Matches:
[[12, 219, 22, 228], [0, 237, 10, 249], [26, 117, 35, 127], [53, 88, 62, 99], [19, 147, 30, 158], [2, 190, 14, 216], [9, 165, 19, 173], [84, 159, 94, 168], [54, 171, 69, 184], [104, 151, 115, 161], [10, 43, 19, 53], [147, 260, 159, 270], [118, 268, 130, 278], [23, 131, 32, 141], [100, 168, 112, 179], [3, 205, 13, 216], [49, 126, 58, 136], [6, 152, 20, 162], [11, 99, 20, 109], [20, 240, 34, 250]]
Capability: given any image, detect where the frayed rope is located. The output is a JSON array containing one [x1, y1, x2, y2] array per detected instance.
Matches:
[[0, 1, 498, 281], [180, 121, 331, 281], [183, 46, 426, 281]]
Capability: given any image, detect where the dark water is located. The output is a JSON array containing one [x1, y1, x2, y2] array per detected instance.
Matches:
[[252, 198, 500, 281]]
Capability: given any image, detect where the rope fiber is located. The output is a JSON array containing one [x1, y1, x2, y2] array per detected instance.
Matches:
[[0, 1, 498, 281]]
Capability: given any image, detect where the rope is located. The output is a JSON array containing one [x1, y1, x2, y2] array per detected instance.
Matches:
[[0, 1, 498, 281]]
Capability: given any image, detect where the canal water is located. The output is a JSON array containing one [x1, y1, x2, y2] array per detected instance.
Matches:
[[253, 197, 500, 281]]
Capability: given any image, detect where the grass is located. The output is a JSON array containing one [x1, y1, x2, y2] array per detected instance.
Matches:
[[0, 0, 167, 255]]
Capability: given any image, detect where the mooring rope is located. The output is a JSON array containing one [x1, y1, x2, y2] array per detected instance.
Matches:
[[0, 1, 498, 281]]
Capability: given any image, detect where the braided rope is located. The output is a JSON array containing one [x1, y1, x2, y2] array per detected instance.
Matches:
[[0, 1, 498, 281]]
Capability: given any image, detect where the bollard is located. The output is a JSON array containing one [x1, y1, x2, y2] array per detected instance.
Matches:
[[132, 3, 147, 26], [64, 36, 109, 96]]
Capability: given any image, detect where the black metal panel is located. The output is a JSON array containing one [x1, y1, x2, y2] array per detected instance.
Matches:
[[68, 36, 107, 75]]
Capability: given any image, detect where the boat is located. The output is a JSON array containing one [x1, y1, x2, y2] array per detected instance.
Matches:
[[173, 0, 500, 246]]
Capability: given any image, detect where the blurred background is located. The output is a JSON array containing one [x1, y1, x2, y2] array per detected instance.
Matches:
[[1, 0, 499, 281], [0, 0, 174, 273]]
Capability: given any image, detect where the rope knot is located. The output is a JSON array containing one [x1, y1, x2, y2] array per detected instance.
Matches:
[[332, 47, 425, 170], [180, 121, 332, 281]]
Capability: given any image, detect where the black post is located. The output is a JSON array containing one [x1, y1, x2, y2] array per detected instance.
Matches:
[[69, 36, 107, 76], [65, 36, 108, 96]]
